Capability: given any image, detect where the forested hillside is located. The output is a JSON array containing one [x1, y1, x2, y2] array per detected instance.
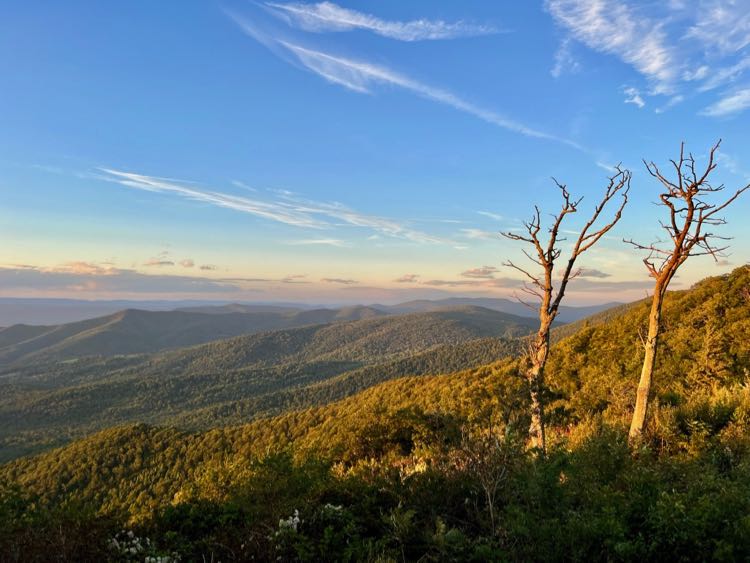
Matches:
[[0, 297, 613, 365], [3, 268, 749, 561], [0, 307, 533, 460], [0, 306, 394, 365]]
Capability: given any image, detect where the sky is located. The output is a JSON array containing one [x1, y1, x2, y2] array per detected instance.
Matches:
[[1, 0, 749, 305]]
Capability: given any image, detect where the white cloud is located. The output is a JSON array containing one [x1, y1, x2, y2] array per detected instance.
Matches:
[[654, 94, 684, 114], [265, 1, 498, 41], [623, 86, 645, 108], [546, 0, 678, 93], [683, 65, 710, 82], [280, 41, 583, 148], [101, 168, 327, 228], [700, 88, 750, 116], [546, 0, 750, 116], [595, 161, 618, 172], [99, 168, 451, 245], [477, 211, 504, 221], [231, 179, 257, 192], [686, 0, 750, 54], [551, 37, 581, 78], [286, 238, 348, 247], [229, 13, 584, 151], [460, 228, 497, 240], [698, 56, 750, 92]]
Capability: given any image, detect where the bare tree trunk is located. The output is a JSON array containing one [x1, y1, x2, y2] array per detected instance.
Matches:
[[503, 168, 630, 453], [527, 328, 550, 452], [629, 289, 663, 441]]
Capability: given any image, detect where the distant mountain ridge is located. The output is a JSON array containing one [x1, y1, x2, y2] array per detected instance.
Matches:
[[0, 296, 621, 326], [180, 297, 619, 324], [0, 299, 619, 366], [0, 306, 391, 366], [0, 306, 536, 460], [377, 297, 620, 323]]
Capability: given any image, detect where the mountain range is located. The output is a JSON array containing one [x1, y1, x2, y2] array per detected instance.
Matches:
[[0, 296, 619, 327], [6, 268, 748, 523], [0, 306, 537, 460]]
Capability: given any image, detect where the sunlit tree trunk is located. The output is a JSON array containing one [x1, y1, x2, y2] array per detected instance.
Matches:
[[526, 324, 551, 451], [626, 140, 748, 444], [503, 168, 630, 455], [628, 284, 663, 440]]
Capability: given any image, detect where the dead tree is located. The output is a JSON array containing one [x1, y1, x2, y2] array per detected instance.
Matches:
[[626, 141, 749, 442], [503, 168, 630, 452]]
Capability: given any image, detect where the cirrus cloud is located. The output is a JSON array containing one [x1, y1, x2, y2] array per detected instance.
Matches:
[[265, 1, 499, 41]]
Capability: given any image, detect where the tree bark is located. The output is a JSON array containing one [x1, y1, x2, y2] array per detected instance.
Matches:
[[629, 288, 664, 441], [527, 328, 550, 452]]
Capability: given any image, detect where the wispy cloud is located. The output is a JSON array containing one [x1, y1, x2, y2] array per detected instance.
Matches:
[[100, 168, 450, 245], [686, 0, 750, 54], [229, 13, 584, 150], [477, 211, 504, 221], [546, 0, 678, 94], [701, 88, 750, 117], [281, 274, 309, 284], [460, 228, 497, 240], [102, 168, 326, 228], [547, 0, 750, 116], [58, 261, 117, 276], [579, 268, 611, 278], [179, 259, 195, 268], [698, 56, 750, 92], [595, 161, 618, 173], [321, 277, 357, 284], [286, 238, 348, 247], [144, 258, 175, 267], [551, 37, 581, 78], [265, 1, 498, 41], [623, 86, 645, 108], [394, 274, 419, 283], [231, 179, 258, 192], [0, 264, 242, 294], [461, 266, 499, 279], [423, 275, 652, 293], [422, 277, 518, 288], [654, 94, 684, 113]]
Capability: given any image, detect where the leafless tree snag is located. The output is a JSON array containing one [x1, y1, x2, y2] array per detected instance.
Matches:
[[503, 168, 631, 453], [627, 140, 749, 442]]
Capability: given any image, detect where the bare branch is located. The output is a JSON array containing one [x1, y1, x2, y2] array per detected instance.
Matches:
[[501, 166, 632, 452]]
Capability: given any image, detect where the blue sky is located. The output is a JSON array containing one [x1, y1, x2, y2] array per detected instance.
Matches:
[[1, 0, 749, 304]]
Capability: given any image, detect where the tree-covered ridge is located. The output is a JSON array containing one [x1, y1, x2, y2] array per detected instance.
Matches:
[[0, 295, 611, 366], [546, 266, 750, 425], [0, 306, 393, 365], [0, 307, 530, 461], [3, 267, 750, 561]]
